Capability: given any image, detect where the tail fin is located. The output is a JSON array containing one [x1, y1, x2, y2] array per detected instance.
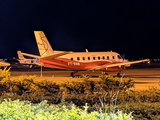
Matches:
[[34, 31, 54, 57], [17, 51, 25, 59]]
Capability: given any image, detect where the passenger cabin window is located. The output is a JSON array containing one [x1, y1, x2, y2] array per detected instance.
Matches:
[[107, 56, 109, 60], [98, 56, 100, 60], [93, 57, 95, 60], [102, 56, 105, 60], [83, 57, 85, 60], [88, 57, 90, 60], [77, 57, 80, 61], [118, 55, 122, 59], [71, 58, 73, 61], [112, 56, 115, 59]]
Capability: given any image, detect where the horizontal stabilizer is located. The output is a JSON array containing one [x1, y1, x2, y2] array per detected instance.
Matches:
[[21, 52, 70, 59]]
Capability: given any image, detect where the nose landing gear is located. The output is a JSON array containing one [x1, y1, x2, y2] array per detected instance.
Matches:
[[70, 71, 78, 78], [102, 71, 121, 77]]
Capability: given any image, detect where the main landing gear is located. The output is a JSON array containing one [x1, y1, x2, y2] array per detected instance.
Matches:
[[102, 71, 121, 77], [101, 71, 108, 75], [117, 71, 121, 77], [70, 71, 78, 78]]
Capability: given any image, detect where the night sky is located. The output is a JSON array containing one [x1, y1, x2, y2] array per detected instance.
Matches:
[[1, 1, 160, 60]]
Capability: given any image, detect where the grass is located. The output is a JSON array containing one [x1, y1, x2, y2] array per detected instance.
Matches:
[[0, 99, 134, 120]]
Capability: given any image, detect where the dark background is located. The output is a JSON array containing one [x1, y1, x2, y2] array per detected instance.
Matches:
[[0, 0, 160, 60]]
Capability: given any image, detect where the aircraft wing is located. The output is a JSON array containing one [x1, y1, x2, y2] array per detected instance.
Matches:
[[21, 52, 70, 59], [89, 59, 149, 70]]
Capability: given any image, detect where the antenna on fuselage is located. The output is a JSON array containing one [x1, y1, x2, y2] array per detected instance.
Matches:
[[85, 49, 88, 53]]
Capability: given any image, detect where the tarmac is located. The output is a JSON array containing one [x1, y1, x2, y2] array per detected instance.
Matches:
[[9, 67, 160, 90]]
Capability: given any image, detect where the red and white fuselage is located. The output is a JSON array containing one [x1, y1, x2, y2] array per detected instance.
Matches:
[[40, 51, 129, 72]]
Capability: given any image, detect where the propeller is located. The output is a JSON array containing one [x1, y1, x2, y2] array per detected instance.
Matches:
[[121, 54, 125, 62], [121, 54, 126, 69]]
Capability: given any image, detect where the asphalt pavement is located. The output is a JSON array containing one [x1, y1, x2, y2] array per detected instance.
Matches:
[[9, 66, 160, 90]]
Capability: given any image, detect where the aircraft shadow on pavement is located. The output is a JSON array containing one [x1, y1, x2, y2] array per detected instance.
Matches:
[[73, 75, 99, 78], [74, 74, 126, 78]]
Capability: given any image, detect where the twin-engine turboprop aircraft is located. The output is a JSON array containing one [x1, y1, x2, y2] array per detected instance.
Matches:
[[16, 51, 41, 68], [21, 31, 149, 77]]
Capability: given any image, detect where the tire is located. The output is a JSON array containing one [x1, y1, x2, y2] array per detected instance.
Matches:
[[70, 72, 75, 78], [117, 73, 121, 77], [104, 72, 108, 75]]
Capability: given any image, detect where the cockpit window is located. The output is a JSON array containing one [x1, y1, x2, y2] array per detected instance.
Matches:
[[118, 55, 122, 59]]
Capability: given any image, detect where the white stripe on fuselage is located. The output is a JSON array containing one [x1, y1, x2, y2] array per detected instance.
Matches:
[[59, 51, 124, 63]]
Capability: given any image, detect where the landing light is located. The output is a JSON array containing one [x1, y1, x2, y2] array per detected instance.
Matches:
[[147, 61, 150, 64]]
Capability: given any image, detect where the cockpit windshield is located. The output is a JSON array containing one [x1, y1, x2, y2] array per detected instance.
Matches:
[[117, 55, 122, 59]]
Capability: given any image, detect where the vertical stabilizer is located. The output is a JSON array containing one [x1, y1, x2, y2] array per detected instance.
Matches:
[[17, 51, 25, 59], [34, 31, 54, 57]]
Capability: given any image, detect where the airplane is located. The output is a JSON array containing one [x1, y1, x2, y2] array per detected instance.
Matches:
[[21, 31, 149, 77], [0, 59, 10, 68], [16, 51, 42, 68]]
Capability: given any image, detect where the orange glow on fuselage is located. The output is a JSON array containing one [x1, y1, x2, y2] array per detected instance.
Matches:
[[40, 54, 126, 72]]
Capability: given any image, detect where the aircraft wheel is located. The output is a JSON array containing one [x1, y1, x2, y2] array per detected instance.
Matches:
[[102, 71, 108, 75], [117, 72, 121, 77], [70, 72, 75, 78], [104, 72, 108, 75], [29, 65, 33, 68]]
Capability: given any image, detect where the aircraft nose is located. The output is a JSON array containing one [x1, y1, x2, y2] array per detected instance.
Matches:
[[124, 59, 128, 62]]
